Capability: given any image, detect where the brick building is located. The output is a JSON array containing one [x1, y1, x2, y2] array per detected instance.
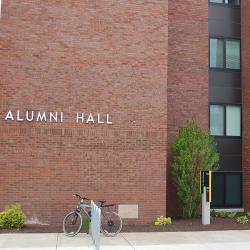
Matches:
[[0, 0, 248, 226]]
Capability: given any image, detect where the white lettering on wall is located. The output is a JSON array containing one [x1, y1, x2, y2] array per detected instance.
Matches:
[[3, 110, 113, 125], [97, 113, 104, 124], [60, 112, 63, 123], [26, 111, 34, 122], [107, 114, 112, 124], [76, 113, 84, 123], [37, 112, 47, 122], [86, 113, 95, 124], [17, 110, 24, 121], [5, 110, 14, 121], [49, 112, 57, 122]]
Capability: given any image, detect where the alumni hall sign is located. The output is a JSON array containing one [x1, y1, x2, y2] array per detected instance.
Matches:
[[3, 110, 113, 125]]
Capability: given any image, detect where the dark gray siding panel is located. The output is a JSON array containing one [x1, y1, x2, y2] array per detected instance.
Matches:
[[209, 86, 241, 103], [209, 5, 241, 22], [209, 71, 241, 103], [209, 71, 241, 88], [215, 138, 242, 171], [215, 138, 242, 155], [209, 20, 241, 38], [209, 5, 241, 38], [219, 155, 242, 171]]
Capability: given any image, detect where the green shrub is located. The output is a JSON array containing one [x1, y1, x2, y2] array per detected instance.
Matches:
[[227, 212, 237, 219], [236, 215, 249, 224], [0, 204, 26, 229], [210, 209, 217, 217], [211, 210, 236, 219], [154, 216, 172, 226], [218, 211, 229, 218], [246, 212, 250, 219], [172, 119, 219, 218], [82, 217, 90, 229]]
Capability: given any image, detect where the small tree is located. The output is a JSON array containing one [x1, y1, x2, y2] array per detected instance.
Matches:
[[172, 119, 219, 218]]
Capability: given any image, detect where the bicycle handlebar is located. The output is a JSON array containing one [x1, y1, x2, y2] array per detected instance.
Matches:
[[73, 194, 115, 208], [74, 194, 90, 201]]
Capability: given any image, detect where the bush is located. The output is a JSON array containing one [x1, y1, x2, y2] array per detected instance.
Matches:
[[172, 119, 219, 218], [227, 212, 237, 219], [210, 209, 219, 217], [0, 204, 26, 229], [246, 212, 250, 219], [82, 217, 90, 229], [210, 210, 237, 219], [154, 216, 172, 226], [236, 216, 249, 224], [217, 211, 228, 218]]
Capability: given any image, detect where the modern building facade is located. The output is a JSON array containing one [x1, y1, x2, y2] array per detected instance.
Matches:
[[209, 0, 242, 209], [0, 0, 249, 226]]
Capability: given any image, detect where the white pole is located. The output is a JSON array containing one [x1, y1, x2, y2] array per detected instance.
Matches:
[[90, 201, 101, 250], [202, 186, 211, 225]]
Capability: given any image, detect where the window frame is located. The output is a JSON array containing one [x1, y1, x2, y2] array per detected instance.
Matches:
[[209, 103, 242, 138], [209, 37, 241, 72], [208, 0, 241, 7]]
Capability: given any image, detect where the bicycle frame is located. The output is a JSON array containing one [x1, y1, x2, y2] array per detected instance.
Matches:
[[76, 201, 91, 219], [73, 194, 118, 220]]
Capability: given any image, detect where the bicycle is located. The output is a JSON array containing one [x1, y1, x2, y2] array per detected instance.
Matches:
[[63, 194, 122, 237]]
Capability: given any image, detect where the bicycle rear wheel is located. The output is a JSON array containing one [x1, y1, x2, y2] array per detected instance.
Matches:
[[63, 211, 82, 237], [101, 211, 122, 237]]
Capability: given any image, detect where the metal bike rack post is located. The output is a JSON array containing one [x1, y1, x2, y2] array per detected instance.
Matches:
[[200, 171, 212, 225], [90, 200, 101, 250]]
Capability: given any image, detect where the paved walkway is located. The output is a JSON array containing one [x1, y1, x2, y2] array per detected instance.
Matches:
[[1, 231, 250, 250]]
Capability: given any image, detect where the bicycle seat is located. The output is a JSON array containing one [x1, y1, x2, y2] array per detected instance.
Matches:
[[97, 200, 106, 204], [101, 204, 115, 208]]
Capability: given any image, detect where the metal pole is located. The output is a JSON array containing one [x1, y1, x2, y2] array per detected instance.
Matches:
[[202, 186, 210, 225], [90, 201, 101, 250]]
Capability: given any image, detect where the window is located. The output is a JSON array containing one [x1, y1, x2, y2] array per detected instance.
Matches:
[[211, 172, 242, 208], [210, 38, 241, 70], [209, 0, 240, 6], [226, 106, 241, 136], [210, 0, 224, 3], [226, 40, 241, 70], [210, 104, 241, 137], [225, 174, 241, 205], [210, 39, 224, 68], [210, 105, 224, 136]]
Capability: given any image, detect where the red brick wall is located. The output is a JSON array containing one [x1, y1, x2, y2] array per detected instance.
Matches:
[[167, 1, 209, 216], [0, 0, 209, 224], [0, 1, 168, 225], [242, 0, 250, 211]]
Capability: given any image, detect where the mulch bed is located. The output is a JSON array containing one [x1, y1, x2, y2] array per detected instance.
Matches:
[[1, 217, 250, 233], [123, 217, 250, 232]]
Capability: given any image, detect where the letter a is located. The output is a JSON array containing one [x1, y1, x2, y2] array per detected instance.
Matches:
[[86, 113, 95, 124], [5, 110, 14, 121]]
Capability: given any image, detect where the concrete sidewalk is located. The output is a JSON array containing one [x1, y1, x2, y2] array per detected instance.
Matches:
[[1, 231, 250, 250]]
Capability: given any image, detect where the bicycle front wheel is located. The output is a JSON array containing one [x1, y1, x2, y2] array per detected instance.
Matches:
[[63, 211, 82, 237], [101, 211, 122, 237]]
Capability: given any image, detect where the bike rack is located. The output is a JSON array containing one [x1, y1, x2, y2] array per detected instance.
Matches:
[[90, 200, 101, 250]]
